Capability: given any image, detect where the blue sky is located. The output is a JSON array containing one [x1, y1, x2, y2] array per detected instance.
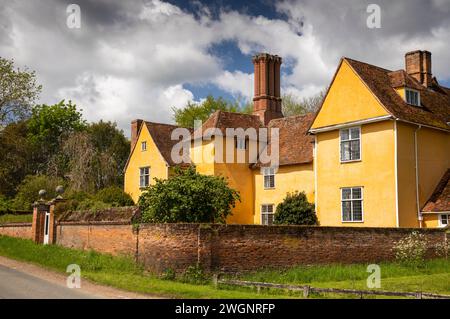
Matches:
[[1, 0, 449, 135]]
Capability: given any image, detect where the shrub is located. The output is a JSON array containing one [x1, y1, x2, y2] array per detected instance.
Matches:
[[393, 231, 429, 266], [434, 241, 449, 259], [138, 166, 239, 223], [12, 175, 65, 210], [273, 191, 318, 225], [94, 186, 134, 207], [160, 268, 176, 281], [75, 199, 112, 212], [181, 264, 208, 284], [0, 195, 13, 212]]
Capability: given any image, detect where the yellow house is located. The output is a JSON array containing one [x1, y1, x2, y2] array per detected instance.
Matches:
[[124, 50, 449, 228]]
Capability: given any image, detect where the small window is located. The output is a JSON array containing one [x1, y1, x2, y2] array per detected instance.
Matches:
[[139, 167, 150, 188], [439, 214, 449, 227], [236, 138, 247, 150], [261, 204, 274, 225], [405, 88, 420, 106], [141, 141, 147, 151], [341, 187, 363, 222], [263, 167, 275, 189], [340, 127, 361, 162]]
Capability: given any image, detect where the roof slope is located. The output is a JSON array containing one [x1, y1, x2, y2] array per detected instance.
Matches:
[[145, 121, 187, 166], [345, 58, 450, 130], [256, 113, 315, 167], [194, 110, 263, 137], [422, 169, 450, 213]]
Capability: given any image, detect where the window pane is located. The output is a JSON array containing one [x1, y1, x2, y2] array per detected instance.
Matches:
[[441, 215, 448, 225], [352, 200, 363, 221], [350, 128, 360, 139], [342, 201, 351, 221], [341, 141, 350, 161], [267, 214, 274, 225], [269, 175, 275, 188], [342, 188, 351, 200], [267, 205, 274, 213], [350, 140, 360, 160], [352, 187, 362, 199], [340, 129, 350, 141]]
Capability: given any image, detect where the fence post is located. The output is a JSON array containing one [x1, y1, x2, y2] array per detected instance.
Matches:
[[303, 285, 310, 298]]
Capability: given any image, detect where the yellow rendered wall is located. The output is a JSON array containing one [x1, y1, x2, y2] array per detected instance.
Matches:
[[422, 214, 441, 228], [253, 164, 314, 224], [315, 120, 397, 227], [124, 125, 168, 203], [311, 60, 389, 129]]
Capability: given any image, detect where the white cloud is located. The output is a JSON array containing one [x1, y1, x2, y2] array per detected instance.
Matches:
[[1, 0, 449, 136]]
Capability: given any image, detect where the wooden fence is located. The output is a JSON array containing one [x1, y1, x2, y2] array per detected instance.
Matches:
[[214, 277, 450, 299]]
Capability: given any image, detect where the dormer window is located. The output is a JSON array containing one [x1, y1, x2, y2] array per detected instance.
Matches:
[[405, 88, 420, 106]]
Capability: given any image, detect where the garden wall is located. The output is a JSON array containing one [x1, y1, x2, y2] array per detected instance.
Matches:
[[0, 207, 447, 273]]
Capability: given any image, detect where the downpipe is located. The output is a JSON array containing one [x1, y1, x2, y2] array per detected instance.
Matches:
[[414, 125, 422, 228]]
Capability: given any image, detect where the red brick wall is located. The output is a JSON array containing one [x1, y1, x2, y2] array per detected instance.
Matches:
[[0, 223, 32, 239], [56, 222, 137, 257]]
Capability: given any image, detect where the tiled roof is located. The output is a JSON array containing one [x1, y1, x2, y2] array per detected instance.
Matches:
[[193, 110, 263, 138], [255, 113, 315, 167], [422, 169, 450, 213], [345, 58, 450, 131], [145, 121, 189, 166]]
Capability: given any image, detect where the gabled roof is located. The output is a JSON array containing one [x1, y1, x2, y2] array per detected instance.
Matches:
[[345, 58, 450, 131], [254, 113, 315, 168], [194, 110, 263, 138], [123, 121, 188, 171], [422, 169, 450, 213]]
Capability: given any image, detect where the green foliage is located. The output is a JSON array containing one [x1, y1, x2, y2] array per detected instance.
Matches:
[[0, 121, 33, 197], [281, 89, 326, 117], [173, 95, 251, 128], [27, 100, 86, 150], [393, 231, 429, 267], [138, 166, 240, 223], [0, 214, 33, 224], [182, 265, 208, 284], [75, 199, 112, 212], [160, 268, 176, 281], [94, 186, 134, 207], [273, 191, 318, 225], [12, 175, 65, 210], [0, 57, 42, 125], [0, 195, 13, 211]]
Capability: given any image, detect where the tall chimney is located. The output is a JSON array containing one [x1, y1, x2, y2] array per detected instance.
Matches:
[[252, 53, 283, 125], [405, 50, 432, 87], [130, 119, 143, 152]]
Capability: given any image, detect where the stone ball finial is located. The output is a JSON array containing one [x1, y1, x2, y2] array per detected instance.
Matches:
[[56, 185, 64, 195], [38, 189, 47, 200]]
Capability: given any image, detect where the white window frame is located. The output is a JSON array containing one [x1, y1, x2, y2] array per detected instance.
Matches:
[[438, 214, 450, 227], [263, 167, 275, 189], [261, 204, 275, 225], [141, 141, 147, 151], [139, 166, 150, 188], [339, 126, 361, 163], [341, 186, 364, 223], [405, 88, 420, 106]]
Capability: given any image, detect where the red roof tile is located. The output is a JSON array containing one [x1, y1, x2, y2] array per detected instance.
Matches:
[[422, 169, 450, 213]]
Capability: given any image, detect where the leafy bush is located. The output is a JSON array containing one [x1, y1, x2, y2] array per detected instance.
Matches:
[[0, 195, 13, 212], [160, 268, 176, 281], [273, 191, 318, 225], [138, 166, 239, 223], [75, 199, 112, 212], [181, 265, 208, 284], [435, 241, 449, 259], [94, 186, 134, 207], [12, 175, 65, 210], [393, 231, 428, 266]]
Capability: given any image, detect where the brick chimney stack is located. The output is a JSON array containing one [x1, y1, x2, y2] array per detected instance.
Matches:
[[405, 50, 432, 87], [130, 119, 143, 151], [252, 53, 283, 125]]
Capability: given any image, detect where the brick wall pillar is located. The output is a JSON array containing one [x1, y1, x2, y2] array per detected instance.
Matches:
[[197, 225, 213, 272], [31, 201, 50, 244]]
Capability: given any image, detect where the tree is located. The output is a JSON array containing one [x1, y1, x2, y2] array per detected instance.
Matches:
[[0, 57, 42, 125], [282, 89, 327, 117], [27, 100, 86, 174], [12, 175, 65, 210], [138, 166, 240, 223], [94, 186, 134, 207], [0, 121, 33, 197], [273, 191, 318, 225], [173, 95, 251, 128]]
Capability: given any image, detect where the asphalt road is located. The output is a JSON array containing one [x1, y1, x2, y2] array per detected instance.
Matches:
[[0, 264, 98, 299]]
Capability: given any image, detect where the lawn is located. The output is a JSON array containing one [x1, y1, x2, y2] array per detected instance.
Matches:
[[0, 235, 448, 298], [0, 214, 33, 224]]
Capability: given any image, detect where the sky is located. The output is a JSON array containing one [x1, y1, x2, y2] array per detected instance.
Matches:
[[1, 0, 449, 136]]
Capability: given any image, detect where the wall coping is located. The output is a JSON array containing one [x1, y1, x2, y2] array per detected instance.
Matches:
[[0, 222, 32, 227], [57, 221, 132, 226]]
